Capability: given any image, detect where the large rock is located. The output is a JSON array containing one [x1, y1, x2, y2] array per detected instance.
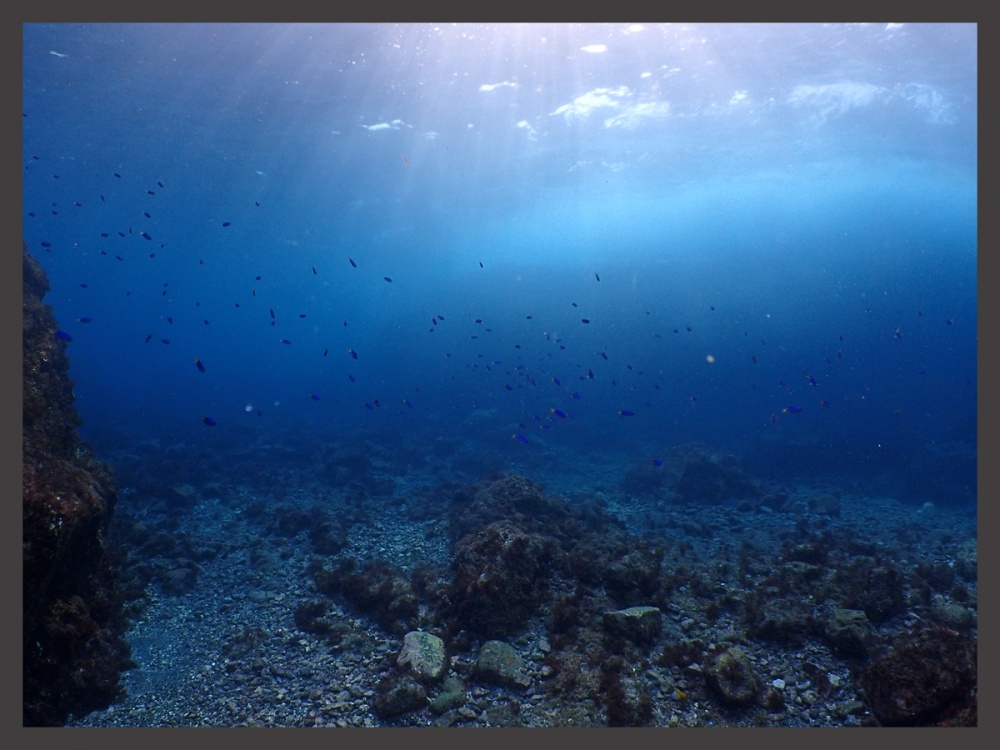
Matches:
[[475, 640, 530, 689], [603, 606, 662, 645], [704, 646, 760, 706], [397, 630, 448, 683], [22, 249, 130, 726]]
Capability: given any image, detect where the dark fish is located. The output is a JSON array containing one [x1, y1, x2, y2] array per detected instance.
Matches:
[[269, 308, 275, 319], [221, 221, 231, 227], [348, 348, 358, 359], [512, 433, 529, 444], [144, 211, 151, 218], [40, 241, 52, 248], [54, 331, 72, 341], [475, 318, 483, 324], [618, 410, 635, 417], [587, 368, 595, 379], [752, 355, 757, 364], [551, 408, 568, 419], [77, 316, 93, 323], [384, 276, 393, 283], [572, 302, 578, 307], [100, 232, 109, 237], [158, 181, 164, 187], [581, 318, 590, 324], [782, 406, 803, 413], [595, 272, 600, 281], [79, 283, 88, 288], [140, 231, 152, 241], [820, 399, 831, 407], [552, 378, 561, 386], [323, 348, 329, 357], [349, 257, 357, 268], [363, 402, 374, 410], [161, 339, 170, 344], [946, 319, 954, 325], [299, 314, 307, 318], [437, 315, 444, 321], [348, 374, 356, 382], [312, 266, 317, 274], [256, 275, 262, 280], [373, 399, 381, 408], [166, 317, 173, 324], [571, 392, 582, 399], [505, 383, 513, 391], [280, 339, 292, 345], [201, 417, 217, 426], [114, 172, 121, 178], [204, 320, 210, 325], [479, 261, 484, 268], [402, 399, 413, 408], [144, 333, 153, 343], [194, 358, 205, 373], [310, 393, 320, 401], [146, 190, 155, 195], [597, 351, 608, 360]]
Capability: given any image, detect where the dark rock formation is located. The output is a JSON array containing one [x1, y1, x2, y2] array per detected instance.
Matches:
[[22, 249, 131, 726]]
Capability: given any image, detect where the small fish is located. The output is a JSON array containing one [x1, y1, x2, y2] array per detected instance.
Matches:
[[221, 221, 231, 227], [348, 374, 356, 382], [820, 399, 831, 407], [552, 378, 561, 386], [310, 393, 320, 401], [475, 318, 483, 324], [140, 231, 152, 241], [323, 348, 329, 357], [894, 327, 903, 339], [752, 355, 757, 364], [166, 317, 173, 324], [479, 261, 484, 268], [114, 172, 122, 178], [945, 319, 954, 325], [402, 399, 413, 408], [269, 308, 275, 319], [144, 211, 151, 218], [144, 333, 153, 343], [312, 266, 317, 275], [77, 316, 93, 323], [782, 406, 803, 413], [194, 358, 206, 373], [349, 257, 357, 268], [146, 190, 155, 195], [279, 339, 292, 345], [201, 417, 218, 426], [299, 314, 307, 319], [403, 154, 410, 165], [348, 348, 358, 360], [581, 318, 590, 324], [158, 181, 165, 188], [384, 276, 393, 283], [512, 433, 529, 444], [54, 331, 72, 341], [161, 339, 170, 344], [551, 408, 568, 419], [364, 402, 374, 410], [618, 410, 635, 417], [651, 459, 663, 467], [595, 272, 600, 281]]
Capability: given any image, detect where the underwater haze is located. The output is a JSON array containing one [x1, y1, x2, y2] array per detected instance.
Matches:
[[23, 22, 976, 502], [24, 22, 980, 729]]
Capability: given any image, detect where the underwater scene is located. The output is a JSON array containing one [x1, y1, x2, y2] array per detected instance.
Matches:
[[22, 23, 977, 727]]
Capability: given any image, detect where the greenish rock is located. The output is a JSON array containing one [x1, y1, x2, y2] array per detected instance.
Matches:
[[372, 672, 427, 718], [602, 606, 662, 645], [704, 646, 759, 706], [929, 595, 975, 630], [824, 607, 872, 658], [429, 676, 467, 714], [397, 630, 449, 683], [475, 640, 530, 689]]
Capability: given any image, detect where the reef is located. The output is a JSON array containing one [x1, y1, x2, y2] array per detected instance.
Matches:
[[22, 248, 131, 726]]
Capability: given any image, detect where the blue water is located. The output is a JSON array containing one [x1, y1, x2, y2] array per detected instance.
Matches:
[[23, 23, 977, 505]]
